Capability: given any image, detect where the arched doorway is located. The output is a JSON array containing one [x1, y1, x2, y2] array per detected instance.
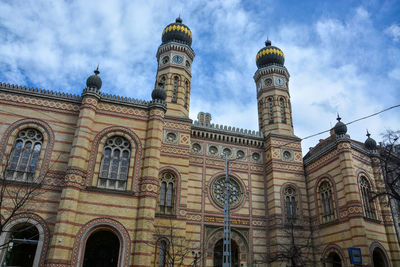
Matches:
[[83, 230, 120, 267], [213, 239, 239, 267], [372, 247, 388, 267], [1, 223, 39, 267], [326, 252, 342, 267]]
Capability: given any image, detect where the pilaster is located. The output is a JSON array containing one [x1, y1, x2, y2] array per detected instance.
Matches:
[[47, 90, 99, 264]]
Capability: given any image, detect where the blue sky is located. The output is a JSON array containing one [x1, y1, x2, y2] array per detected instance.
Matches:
[[0, 0, 399, 154]]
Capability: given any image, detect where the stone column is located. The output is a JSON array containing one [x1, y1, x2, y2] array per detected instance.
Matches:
[[133, 101, 166, 267], [47, 89, 99, 265]]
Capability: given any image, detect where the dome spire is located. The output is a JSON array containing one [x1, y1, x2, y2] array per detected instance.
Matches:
[[365, 130, 377, 150], [161, 17, 192, 46], [333, 113, 347, 135], [86, 66, 102, 90], [256, 40, 285, 68]]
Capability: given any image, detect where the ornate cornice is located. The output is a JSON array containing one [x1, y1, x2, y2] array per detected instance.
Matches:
[[156, 42, 195, 60], [253, 64, 290, 81]]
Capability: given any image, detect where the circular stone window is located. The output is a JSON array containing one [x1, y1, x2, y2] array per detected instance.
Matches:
[[283, 150, 292, 160], [167, 132, 177, 142], [192, 143, 201, 153], [162, 56, 169, 64], [209, 146, 218, 155], [210, 176, 244, 209], [237, 150, 245, 159], [252, 152, 261, 161]]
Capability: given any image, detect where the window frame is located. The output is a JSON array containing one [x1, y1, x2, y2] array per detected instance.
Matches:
[[97, 136, 131, 191], [359, 176, 377, 220], [158, 172, 176, 215]]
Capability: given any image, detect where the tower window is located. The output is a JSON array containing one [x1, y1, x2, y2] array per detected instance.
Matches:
[[6, 128, 43, 182], [98, 136, 131, 190], [284, 186, 297, 222], [162, 56, 169, 65], [280, 98, 286, 123], [267, 98, 274, 123], [159, 76, 166, 90], [184, 81, 189, 109], [172, 76, 179, 103]]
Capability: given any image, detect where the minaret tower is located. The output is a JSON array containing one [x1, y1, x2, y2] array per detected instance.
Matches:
[[156, 17, 195, 118], [254, 40, 293, 136]]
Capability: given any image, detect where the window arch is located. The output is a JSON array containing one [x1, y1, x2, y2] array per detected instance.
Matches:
[[267, 97, 274, 123], [172, 76, 179, 103], [158, 172, 176, 214], [284, 186, 297, 221], [98, 136, 131, 190], [5, 128, 43, 182], [280, 97, 286, 123], [319, 181, 335, 223], [360, 176, 376, 219], [159, 76, 166, 90], [0, 216, 49, 267]]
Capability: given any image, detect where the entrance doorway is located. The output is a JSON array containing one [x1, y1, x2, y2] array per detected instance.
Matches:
[[326, 252, 342, 267], [2, 223, 39, 267], [372, 247, 388, 267], [83, 230, 120, 267], [213, 239, 239, 267]]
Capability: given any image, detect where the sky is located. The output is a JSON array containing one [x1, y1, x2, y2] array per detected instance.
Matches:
[[0, 0, 399, 154]]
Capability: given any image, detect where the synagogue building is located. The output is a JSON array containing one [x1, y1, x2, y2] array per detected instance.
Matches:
[[0, 17, 398, 266]]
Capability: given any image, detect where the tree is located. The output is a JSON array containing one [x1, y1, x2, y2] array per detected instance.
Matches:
[[263, 219, 315, 267], [150, 219, 202, 267], [371, 130, 400, 202], [0, 145, 61, 265]]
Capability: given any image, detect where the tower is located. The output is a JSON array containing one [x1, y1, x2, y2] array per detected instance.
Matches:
[[254, 40, 293, 136], [156, 17, 195, 118]]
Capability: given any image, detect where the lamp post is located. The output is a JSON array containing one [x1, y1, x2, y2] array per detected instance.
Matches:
[[192, 251, 201, 267], [222, 152, 231, 267]]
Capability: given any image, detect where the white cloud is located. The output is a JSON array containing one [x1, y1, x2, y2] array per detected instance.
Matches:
[[385, 24, 400, 42]]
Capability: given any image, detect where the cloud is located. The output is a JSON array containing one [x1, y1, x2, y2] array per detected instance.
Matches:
[[0, 1, 399, 154], [385, 23, 400, 42]]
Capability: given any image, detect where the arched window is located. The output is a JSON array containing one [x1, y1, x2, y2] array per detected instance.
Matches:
[[258, 100, 263, 129], [360, 176, 376, 219], [280, 98, 286, 123], [158, 240, 167, 267], [284, 186, 297, 221], [320, 181, 335, 223], [159, 76, 166, 90], [6, 128, 43, 182], [159, 172, 176, 214], [267, 98, 274, 123], [98, 136, 131, 190], [184, 81, 189, 109], [172, 76, 179, 103]]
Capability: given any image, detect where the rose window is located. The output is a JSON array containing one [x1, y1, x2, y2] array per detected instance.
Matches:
[[210, 176, 244, 209]]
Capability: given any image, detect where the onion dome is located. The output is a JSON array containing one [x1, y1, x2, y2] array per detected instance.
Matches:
[[256, 40, 285, 69], [86, 67, 102, 90], [365, 131, 377, 150], [333, 114, 347, 135], [151, 83, 167, 101], [162, 17, 192, 46]]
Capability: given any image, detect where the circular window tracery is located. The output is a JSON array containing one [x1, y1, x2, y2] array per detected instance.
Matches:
[[210, 176, 244, 209]]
